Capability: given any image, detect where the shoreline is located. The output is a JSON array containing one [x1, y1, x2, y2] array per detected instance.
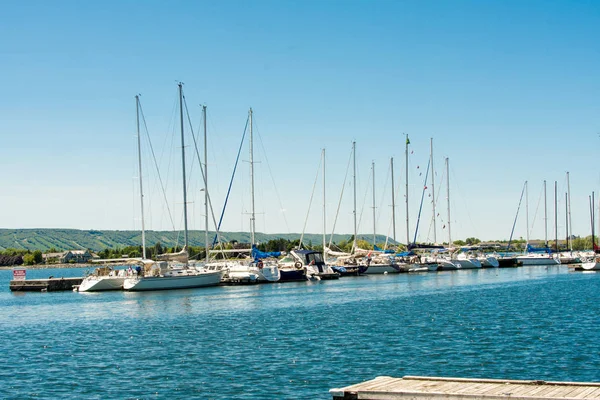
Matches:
[[0, 263, 95, 271]]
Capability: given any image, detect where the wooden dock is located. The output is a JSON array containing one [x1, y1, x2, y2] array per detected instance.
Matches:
[[9, 277, 83, 292], [330, 376, 600, 399]]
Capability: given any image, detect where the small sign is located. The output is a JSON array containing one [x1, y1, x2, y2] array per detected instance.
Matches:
[[12, 269, 26, 281]]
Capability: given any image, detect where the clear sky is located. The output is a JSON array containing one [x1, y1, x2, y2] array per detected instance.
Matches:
[[1, 0, 599, 244]]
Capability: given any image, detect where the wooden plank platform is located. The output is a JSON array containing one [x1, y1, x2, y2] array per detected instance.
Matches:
[[330, 376, 600, 400], [10, 277, 83, 292]]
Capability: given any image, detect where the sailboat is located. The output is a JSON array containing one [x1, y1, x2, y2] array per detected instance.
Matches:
[[575, 192, 600, 271], [79, 95, 152, 292], [514, 181, 560, 266], [206, 108, 281, 283], [327, 142, 368, 275], [123, 84, 222, 291], [440, 157, 480, 269]]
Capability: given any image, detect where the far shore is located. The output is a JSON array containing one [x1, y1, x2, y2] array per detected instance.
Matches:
[[2, 263, 100, 271]]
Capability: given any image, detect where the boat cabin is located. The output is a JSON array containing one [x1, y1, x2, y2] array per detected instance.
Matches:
[[292, 250, 326, 272]]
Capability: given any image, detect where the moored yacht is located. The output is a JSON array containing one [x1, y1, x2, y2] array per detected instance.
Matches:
[[123, 260, 223, 291]]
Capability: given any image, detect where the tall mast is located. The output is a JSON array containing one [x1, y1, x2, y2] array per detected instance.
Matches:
[[178, 83, 189, 250], [565, 192, 569, 250], [567, 171, 572, 251], [446, 157, 451, 246], [405, 135, 410, 247], [203, 105, 209, 262], [249, 108, 256, 245], [352, 141, 357, 251], [430, 138, 436, 244], [525, 180, 529, 244], [322, 149, 326, 260], [543, 180, 548, 247], [554, 181, 558, 252], [590, 192, 596, 253], [390, 157, 396, 243], [136, 95, 146, 259], [372, 161, 376, 246]]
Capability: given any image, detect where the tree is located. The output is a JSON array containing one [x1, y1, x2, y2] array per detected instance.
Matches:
[[33, 250, 43, 264], [23, 254, 35, 265], [465, 237, 481, 245]]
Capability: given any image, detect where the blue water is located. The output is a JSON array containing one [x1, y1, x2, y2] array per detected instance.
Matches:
[[1, 266, 599, 399]]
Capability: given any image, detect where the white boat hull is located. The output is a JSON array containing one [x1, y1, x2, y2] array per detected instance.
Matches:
[[257, 265, 280, 282], [123, 270, 222, 291], [454, 258, 482, 269], [577, 262, 600, 271], [480, 257, 500, 268], [78, 276, 125, 292]]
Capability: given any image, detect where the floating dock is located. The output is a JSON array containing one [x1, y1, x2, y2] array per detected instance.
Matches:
[[330, 376, 600, 399], [10, 277, 83, 292]]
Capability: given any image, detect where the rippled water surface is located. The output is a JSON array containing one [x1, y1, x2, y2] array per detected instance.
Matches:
[[1, 266, 599, 399]]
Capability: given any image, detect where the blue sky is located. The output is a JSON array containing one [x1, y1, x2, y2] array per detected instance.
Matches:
[[1, 0, 599, 243]]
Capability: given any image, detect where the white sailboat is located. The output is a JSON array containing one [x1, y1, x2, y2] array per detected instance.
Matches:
[[515, 181, 560, 266], [123, 83, 222, 291], [207, 108, 281, 283], [79, 95, 151, 292], [440, 157, 481, 269]]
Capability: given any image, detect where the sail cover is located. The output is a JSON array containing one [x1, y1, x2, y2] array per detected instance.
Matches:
[[251, 245, 283, 260], [526, 244, 553, 254]]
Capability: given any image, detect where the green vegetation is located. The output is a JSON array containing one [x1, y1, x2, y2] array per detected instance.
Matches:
[[0, 229, 597, 266]]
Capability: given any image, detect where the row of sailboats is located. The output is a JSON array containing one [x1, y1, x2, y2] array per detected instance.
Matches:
[[80, 85, 223, 292]]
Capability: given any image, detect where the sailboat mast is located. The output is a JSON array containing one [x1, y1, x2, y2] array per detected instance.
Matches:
[[591, 193, 596, 252], [567, 171, 572, 251], [565, 192, 569, 250], [352, 141, 357, 250], [405, 135, 410, 247], [446, 157, 451, 246], [390, 157, 396, 243], [178, 83, 189, 249], [203, 105, 209, 262], [322, 148, 326, 261], [430, 138, 436, 244], [554, 181, 558, 252], [372, 161, 376, 246], [525, 180, 529, 244], [135, 95, 146, 259], [544, 180, 548, 247], [249, 108, 256, 245]]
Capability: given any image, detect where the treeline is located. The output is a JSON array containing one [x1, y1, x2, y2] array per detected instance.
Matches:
[[0, 248, 44, 266], [1, 235, 596, 266]]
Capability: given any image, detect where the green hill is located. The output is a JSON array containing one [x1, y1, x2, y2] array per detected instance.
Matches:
[[0, 229, 395, 252]]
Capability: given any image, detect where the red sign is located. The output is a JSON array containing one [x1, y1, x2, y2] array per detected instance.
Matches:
[[12, 269, 26, 281]]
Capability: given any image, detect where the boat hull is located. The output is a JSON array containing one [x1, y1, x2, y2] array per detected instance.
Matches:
[[480, 257, 500, 268], [363, 264, 400, 274], [516, 256, 560, 266], [454, 259, 482, 269], [257, 265, 280, 282], [123, 271, 222, 291], [78, 276, 125, 292], [575, 262, 600, 271], [279, 268, 307, 282]]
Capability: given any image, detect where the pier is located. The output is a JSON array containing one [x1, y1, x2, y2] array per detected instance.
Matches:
[[330, 376, 600, 399], [10, 277, 83, 292]]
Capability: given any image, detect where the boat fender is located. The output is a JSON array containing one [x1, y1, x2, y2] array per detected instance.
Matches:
[[294, 261, 303, 269], [257, 261, 263, 269]]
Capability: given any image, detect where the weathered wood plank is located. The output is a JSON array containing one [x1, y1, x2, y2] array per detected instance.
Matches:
[[331, 376, 600, 400]]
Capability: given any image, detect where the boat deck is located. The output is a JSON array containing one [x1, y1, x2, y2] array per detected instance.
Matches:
[[330, 375, 600, 399]]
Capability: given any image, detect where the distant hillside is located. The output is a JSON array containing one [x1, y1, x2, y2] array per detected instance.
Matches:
[[0, 229, 395, 252]]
